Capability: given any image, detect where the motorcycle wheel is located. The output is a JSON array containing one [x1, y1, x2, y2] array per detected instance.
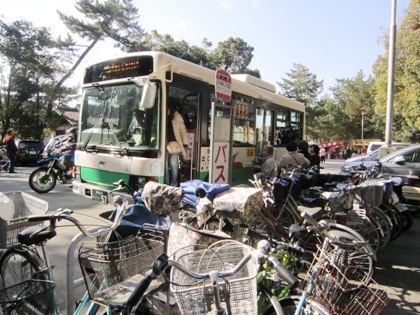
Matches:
[[29, 166, 57, 193]]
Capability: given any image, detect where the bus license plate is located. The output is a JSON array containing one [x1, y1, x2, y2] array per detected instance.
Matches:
[[92, 190, 108, 204]]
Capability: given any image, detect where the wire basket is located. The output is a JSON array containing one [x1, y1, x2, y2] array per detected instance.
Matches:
[[0, 191, 49, 248], [0, 280, 56, 314], [327, 189, 355, 212], [170, 242, 258, 315], [78, 228, 165, 306], [301, 243, 389, 315], [355, 184, 384, 208]]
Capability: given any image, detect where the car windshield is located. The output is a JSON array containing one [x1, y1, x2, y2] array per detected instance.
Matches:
[[379, 146, 409, 162]]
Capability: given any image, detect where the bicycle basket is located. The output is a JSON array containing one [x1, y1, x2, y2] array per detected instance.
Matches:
[[170, 242, 257, 315], [0, 191, 49, 248], [301, 242, 389, 315], [327, 189, 355, 212], [355, 184, 384, 208], [0, 280, 55, 315], [78, 228, 165, 306]]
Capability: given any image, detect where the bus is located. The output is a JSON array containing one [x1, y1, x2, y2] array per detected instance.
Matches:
[[72, 51, 305, 203]]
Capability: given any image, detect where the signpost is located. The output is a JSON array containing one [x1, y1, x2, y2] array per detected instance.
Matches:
[[210, 69, 233, 183], [215, 69, 232, 102]]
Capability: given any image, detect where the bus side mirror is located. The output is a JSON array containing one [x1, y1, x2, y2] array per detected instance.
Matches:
[[140, 82, 157, 109]]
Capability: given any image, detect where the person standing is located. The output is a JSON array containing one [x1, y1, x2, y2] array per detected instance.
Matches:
[[2, 129, 17, 173], [277, 141, 310, 172], [260, 144, 277, 179], [319, 147, 326, 163], [308, 144, 321, 172], [166, 104, 189, 186], [297, 140, 311, 160]]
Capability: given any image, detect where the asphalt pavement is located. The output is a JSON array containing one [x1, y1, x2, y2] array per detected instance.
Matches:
[[0, 161, 419, 314]]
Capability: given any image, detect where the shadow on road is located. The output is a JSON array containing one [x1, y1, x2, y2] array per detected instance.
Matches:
[[375, 215, 420, 314]]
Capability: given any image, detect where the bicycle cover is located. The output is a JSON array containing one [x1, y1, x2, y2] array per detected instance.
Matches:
[[180, 179, 231, 207], [141, 182, 183, 215], [111, 201, 172, 239]]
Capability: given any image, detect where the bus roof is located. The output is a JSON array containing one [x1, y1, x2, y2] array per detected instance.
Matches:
[[84, 51, 305, 112]]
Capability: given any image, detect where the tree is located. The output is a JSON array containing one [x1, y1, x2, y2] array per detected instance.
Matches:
[[329, 71, 377, 140], [53, 0, 146, 117], [0, 19, 74, 137], [372, 0, 420, 142], [277, 63, 323, 107], [212, 37, 260, 77]]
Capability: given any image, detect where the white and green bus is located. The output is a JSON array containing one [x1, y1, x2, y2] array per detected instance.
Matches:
[[72, 51, 305, 203]]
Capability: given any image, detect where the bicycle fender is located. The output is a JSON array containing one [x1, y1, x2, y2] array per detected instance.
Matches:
[[328, 223, 376, 261]]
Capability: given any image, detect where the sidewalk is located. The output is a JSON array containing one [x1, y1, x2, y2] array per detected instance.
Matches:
[[376, 215, 420, 314]]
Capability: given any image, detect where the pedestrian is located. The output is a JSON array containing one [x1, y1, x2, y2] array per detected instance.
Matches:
[[277, 141, 310, 172], [260, 144, 277, 179], [308, 144, 321, 172], [166, 104, 189, 186], [2, 129, 18, 173], [320, 147, 326, 163]]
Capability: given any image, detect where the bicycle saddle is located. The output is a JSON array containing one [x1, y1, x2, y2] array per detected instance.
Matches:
[[18, 225, 57, 246]]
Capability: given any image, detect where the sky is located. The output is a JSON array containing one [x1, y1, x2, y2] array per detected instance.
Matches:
[[1, 0, 411, 93]]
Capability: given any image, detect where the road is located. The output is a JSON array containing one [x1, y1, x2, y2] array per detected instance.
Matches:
[[0, 161, 419, 314]]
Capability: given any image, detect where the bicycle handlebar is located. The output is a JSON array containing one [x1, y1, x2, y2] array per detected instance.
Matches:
[[122, 251, 253, 313], [27, 210, 110, 238]]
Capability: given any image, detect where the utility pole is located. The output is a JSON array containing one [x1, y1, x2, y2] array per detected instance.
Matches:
[[384, 0, 397, 148]]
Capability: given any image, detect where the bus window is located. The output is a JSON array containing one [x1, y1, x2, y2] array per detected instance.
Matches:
[[232, 98, 255, 146]]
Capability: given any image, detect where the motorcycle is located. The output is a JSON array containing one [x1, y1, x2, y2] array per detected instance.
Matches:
[[29, 147, 75, 193]]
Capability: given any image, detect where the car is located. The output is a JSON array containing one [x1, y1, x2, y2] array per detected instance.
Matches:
[[15, 140, 44, 165], [341, 144, 420, 182], [345, 149, 380, 163], [367, 141, 410, 154]]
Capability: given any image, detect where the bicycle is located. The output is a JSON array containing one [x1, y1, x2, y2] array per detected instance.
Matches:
[[0, 188, 133, 315], [287, 212, 389, 315], [79, 238, 298, 315]]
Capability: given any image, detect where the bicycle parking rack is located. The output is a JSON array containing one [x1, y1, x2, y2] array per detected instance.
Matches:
[[66, 226, 106, 314]]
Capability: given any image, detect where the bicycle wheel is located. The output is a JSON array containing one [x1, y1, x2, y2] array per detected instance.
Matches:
[[338, 210, 383, 255], [379, 203, 403, 241], [327, 227, 375, 290], [0, 248, 46, 290], [368, 207, 393, 250]]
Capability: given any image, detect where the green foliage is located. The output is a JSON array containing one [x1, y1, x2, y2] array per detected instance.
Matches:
[[0, 19, 75, 138], [373, 0, 420, 142], [140, 31, 260, 76], [277, 63, 323, 107], [58, 0, 145, 50]]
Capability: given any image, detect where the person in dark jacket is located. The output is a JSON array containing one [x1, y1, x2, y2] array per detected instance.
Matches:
[[297, 140, 311, 160], [308, 144, 321, 172], [2, 129, 17, 173]]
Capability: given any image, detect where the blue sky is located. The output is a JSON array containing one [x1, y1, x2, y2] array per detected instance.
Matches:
[[1, 0, 411, 92]]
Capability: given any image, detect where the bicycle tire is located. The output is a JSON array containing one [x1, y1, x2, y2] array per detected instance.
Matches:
[[338, 210, 383, 255], [379, 203, 403, 241], [327, 227, 375, 290], [0, 247, 46, 290], [368, 207, 393, 250], [258, 285, 284, 315]]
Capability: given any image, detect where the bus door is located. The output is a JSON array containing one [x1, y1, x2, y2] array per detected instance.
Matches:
[[178, 93, 200, 183], [209, 101, 233, 184]]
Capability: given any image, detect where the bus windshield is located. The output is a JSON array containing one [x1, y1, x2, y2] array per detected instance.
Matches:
[[80, 84, 160, 151]]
